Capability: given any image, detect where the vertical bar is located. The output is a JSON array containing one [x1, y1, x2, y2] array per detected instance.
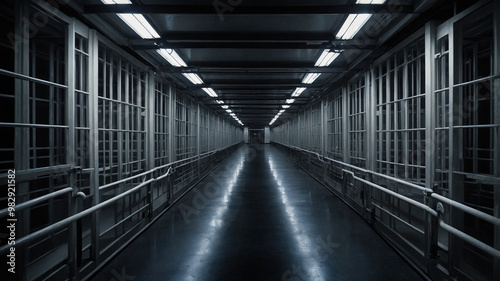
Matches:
[[449, 19, 465, 276], [147, 71, 155, 171], [342, 84, 349, 164], [66, 19, 78, 279], [424, 20, 437, 275], [88, 29, 101, 266], [196, 102, 201, 178], [493, 0, 500, 277]]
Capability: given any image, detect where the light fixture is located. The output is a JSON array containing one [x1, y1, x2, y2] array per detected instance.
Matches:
[[282, 105, 290, 109], [157, 49, 187, 67], [117, 14, 160, 39], [291, 87, 307, 97], [202, 87, 218, 97], [335, 0, 385, 40], [356, 0, 385, 3], [336, 14, 372, 40], [315, 49, 341, 67], [302, 73, 321, 84], [101, 0, 131, 4], [226, 109, 233, 113], [182, 73, 204, 85], [286, 99, 295, 104], [221, 105, 229, 109], [216, 100, 224, 104], [279, 109, 285, 114]]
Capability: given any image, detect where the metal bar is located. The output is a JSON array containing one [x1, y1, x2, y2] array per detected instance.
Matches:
[[452, 74, 500, 88], [0, 178, 155, 255], [431, 193, 500, 226], [372, 202, 425, 235], [164, 67, 345, 74], [0, 187, 73, 217], [343, 169, 438, 216], [0, 68, 68, 89], [0, 122, 69, 129], [84, 4, 415, 14], [439, 219, 500, 258], [131, 42, 374, 50]]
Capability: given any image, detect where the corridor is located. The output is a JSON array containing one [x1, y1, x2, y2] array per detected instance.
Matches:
[[91, 145, 422, 281]]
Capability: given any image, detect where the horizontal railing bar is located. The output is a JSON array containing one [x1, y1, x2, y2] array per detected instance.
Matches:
[[99, 204, 149, 238], [0, 187, 73, 217], [0, 122, 69, 129], [372, 202, 425, 235], [431, 193, 500, 226], [0, 143, 241, 254], [100, 142, 240, 191], [439, 219, 500, 258], [274, 141, 432, 193], [344, 169, 438, 217], [0, 178, 155, 255]]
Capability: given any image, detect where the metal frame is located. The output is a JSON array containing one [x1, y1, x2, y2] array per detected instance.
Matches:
[[270, 2, 499, 279]]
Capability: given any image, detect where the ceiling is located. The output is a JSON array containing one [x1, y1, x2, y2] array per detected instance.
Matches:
[[68, 0, 440, 128]]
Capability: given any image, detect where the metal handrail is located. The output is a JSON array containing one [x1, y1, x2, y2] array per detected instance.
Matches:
[[439, 218, 500, 258], [0, 143, 240, 255], [100, 142, 241, 191], [431, 193, 500, 226], [343, 169, 438, 217], [273, 141, 432, 193], [0, 187, 74, 217], [273, 141, 500, 258], [0, 178, 155, 255]]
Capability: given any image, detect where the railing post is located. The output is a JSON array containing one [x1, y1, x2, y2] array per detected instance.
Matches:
[[428, 184, 441, 276], [342, 171, 348, 199]]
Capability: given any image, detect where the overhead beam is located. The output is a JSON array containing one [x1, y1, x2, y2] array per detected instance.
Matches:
[[163, 67, 346, 74], [84, 4, 415, 14], [132, 42, 375, 50], [138, 32, 335, 42], [189, 84, 322, 89]]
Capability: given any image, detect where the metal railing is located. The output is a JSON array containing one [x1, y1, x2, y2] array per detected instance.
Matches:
[[272, 141, 500, 263], [0, 142, 241, 280]]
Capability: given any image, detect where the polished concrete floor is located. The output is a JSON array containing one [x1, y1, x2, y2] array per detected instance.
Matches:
[[91, 144, 423, 281]]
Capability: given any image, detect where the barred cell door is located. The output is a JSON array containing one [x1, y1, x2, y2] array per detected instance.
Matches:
[[433, 6, 500, 280]]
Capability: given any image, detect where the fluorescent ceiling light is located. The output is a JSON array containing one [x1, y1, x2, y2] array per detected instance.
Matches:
[[182, 73, 204, 85], [226, 109, 233, 113], [279, 109, 285, 114], [315, 49, 341, 67], [117, 14, 160, 39], [216, 100, 224, 104], [282, 105, 290, 109], [302, 73, 321, 84], [230, 113, 236, 117], [356, 0, 385, 3], [101, 0, 131, 4], [221, 105, 229, 109], [336, 14, 372, 40], [292, 87, 307, 97], [286, 99, 295, 104], [157, 49, 187, 67], [202, 87, 218, 97]]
